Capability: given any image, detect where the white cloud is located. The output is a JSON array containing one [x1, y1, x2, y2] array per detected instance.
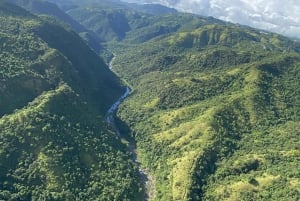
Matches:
[[122, 0, 300, 39]]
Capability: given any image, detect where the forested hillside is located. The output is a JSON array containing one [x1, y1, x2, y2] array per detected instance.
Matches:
[[64, 2, 300, 200], [1, 0, 300, 201], [111, 13, 300, 201], [65, 0, 178, 43], [0, 2, 142, 200], [10, 0, 105, 54]]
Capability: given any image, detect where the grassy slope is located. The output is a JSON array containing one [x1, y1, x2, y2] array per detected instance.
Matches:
[[107, 13, 300, 201], [0, 2, 142, 200]]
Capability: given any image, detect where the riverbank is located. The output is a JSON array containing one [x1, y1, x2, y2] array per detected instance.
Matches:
[[105, 56, 155, 201]]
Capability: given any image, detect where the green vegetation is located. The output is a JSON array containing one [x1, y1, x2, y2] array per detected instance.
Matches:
[[0, 2, 142, 200], [10, 0, 105, 54], [67, 5, 226, 44], [0, 84, 140, 200], [1, 0, 300, 200], [100, 7, 299, 201]]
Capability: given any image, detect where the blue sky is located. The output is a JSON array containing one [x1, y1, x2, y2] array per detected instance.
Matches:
[[122, 0, 300, 39]]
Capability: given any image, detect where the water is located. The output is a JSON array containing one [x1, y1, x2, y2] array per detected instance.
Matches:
[[105, 57, 155, 200]]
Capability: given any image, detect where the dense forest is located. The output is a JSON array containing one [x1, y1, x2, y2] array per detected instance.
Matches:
[[1, 0, 300, 200], [0, 2, 142, 200]]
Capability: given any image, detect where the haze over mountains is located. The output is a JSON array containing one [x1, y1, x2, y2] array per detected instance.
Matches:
[[122, 0, 300, 39]]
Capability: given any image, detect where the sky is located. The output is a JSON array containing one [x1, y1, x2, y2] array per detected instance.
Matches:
[[122, 0, 300, 39]]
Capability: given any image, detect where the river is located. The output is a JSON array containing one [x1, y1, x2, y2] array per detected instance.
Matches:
[[105, 56, 155, 201]]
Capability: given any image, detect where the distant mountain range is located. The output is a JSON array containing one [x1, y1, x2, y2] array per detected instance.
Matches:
[[121, 0, 300, 39]]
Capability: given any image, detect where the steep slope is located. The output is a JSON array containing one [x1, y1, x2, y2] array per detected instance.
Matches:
[[48, 0, 177, 15], [0, 2, 142, 200], [10, 0, 104, 54], [0, 1, 125, 115], [125, 3, 177, 15], [107, 13, 300, 201], [65, 2, 300, 200], [66, 1, 185, 43], [2, 1, 299, 200], [67, 6, 132, 42], [66, 2, 229, 46]]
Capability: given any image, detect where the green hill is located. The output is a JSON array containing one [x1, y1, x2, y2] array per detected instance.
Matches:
[[10, 0, 105, 54], [67, 6, 131, 42], [0, 2, 142, 200], [101, 10, 300, 201], [48, 1, 300, 200], [1, 1, 300, 200]]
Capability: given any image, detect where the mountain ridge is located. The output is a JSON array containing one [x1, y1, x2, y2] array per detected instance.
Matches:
[[121, 0, 300, 39], [98, 4, 300, 200], [9, 0, 105, 54], [0, 1, 299, 200], [0, 2, 143, 200]]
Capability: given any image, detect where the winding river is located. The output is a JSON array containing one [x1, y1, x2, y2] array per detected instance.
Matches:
[[106, 56, 155, 201]]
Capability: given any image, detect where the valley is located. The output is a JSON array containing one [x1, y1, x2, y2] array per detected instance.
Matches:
[[106, 57, 155, 200], [1, 0, 300, 200]]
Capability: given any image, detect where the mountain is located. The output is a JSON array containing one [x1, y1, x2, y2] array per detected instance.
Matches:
[[54, 0, 177, 44], [67, 5, 131, 42], [112, 23, 300, 200], [1, 1, 300, 200], [72, 3, 300, 200], [0, 2, 142, 200], [48, 0, 177, 15], [125, 2, 177, 15], [66, 3, 225, 45], [9, 0, 104, 54], [121, 0, 300, 39]]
